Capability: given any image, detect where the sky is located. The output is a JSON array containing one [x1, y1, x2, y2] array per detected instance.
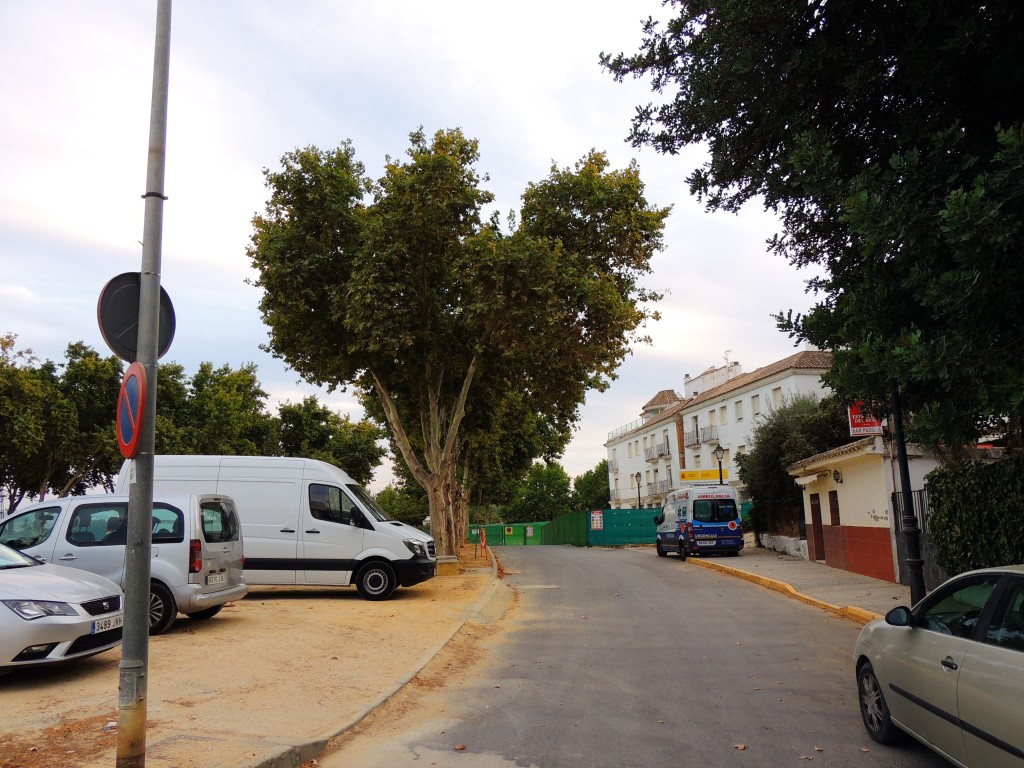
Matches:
[[0, 1, 822, 491]]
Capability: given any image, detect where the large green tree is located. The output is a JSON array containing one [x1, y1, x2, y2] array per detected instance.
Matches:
[[502, 461, 574, 524], [0, 334, 44, 512], [572, 459, 611, 512], [736, 394, 851, 537], [277, 396, 386, 485], [248, 128, 667, 555], [603, 0, 1024, 451]]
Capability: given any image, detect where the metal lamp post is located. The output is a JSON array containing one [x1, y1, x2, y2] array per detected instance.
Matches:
[[634, 472, 642, 509], [713, 444, 725, 484]]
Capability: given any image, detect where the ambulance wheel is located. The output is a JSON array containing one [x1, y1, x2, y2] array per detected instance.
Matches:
[[678, 543, 688, 561], [355, 561, 397, 601], [656, 539, 667, 557]]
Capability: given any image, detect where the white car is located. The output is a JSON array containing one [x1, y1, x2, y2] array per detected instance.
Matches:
[[854, 565, 1024, 767], [1, 542, 123, 671]]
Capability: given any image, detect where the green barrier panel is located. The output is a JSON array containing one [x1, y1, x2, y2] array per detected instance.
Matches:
[[503, 525, 526, 546], [524, 522, 547, 545], [586, 508, 660, 546]]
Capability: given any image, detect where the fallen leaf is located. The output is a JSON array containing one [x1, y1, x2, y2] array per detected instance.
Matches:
[[734, 744, 746, 751], [753, 687, 763, 691], [860, 747, 870, 752], [814, 746, 823, 752], [455, 745, 466, 751], [657, 720, 664, 724]]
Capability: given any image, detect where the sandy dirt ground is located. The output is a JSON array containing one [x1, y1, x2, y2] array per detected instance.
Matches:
[[0, 545, 499, 768]]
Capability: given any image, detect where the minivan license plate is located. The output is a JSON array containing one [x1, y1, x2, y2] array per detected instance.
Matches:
[[92, 615, 124, 634], [207, 573, 226, 585]]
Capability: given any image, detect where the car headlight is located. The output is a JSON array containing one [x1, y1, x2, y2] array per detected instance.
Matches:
[[404, 540, 427, 558], [2, 599, 78, 620]]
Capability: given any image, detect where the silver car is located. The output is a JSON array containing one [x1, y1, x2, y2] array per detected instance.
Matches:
[[1, 542, 123, 671], [854, 565, 1024, 767]]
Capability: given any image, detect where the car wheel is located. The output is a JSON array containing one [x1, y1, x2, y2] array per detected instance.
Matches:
[[678, 542, 688, 561], [148, 582, 177, 635], [727, 550, 740, 557], [355, 561, 397, 601], [656, 539, 667, 558], [186, 605, 223, 621], [858, 662, 901, 744]]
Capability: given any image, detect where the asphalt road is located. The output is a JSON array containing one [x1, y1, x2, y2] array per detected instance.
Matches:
[[318, 545, 949, 768]]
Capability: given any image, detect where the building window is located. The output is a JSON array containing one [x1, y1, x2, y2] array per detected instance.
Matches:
[[772, 386, 783, 408], [694, 453, 702, 469], [751, 394, 760, 417], [627, 443, 632, 458], [708, 409, 718, 426], [735, 400, 744, 421], [828, 490, 840, 526], [719, 405, 727, 425], [737, 445, 746, 454]]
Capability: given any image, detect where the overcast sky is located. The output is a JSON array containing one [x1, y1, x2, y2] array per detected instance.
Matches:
[[0, 2, 821, 490]]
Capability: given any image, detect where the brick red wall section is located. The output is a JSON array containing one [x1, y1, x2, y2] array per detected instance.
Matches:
[[821, 525, 895, 583]]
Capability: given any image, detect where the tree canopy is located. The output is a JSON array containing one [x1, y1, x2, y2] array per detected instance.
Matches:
[[602, 0, 1024, 451], [0, 337, 385, 512], [248, 128, 668, 554], [735, 394, 851, 537]]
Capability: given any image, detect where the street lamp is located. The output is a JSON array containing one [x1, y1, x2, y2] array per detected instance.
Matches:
[[712, 444, 726, 485], [634, 472, 643, 509]]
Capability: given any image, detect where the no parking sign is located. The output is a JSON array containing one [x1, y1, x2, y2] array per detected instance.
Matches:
[[116, 362, 147, 458]]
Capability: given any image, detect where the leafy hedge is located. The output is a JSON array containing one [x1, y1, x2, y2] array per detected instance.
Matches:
[[928, 456, 1024, 574]]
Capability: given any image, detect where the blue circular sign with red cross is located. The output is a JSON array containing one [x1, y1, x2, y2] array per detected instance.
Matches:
[[117, 362, 147, 458]]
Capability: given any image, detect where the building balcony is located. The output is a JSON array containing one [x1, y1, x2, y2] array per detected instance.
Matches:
[[700, 425, 719, 444], [684, 429, 700, 448]]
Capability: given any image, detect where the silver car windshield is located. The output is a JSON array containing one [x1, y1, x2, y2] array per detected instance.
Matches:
[[0, 543, 38, 569]]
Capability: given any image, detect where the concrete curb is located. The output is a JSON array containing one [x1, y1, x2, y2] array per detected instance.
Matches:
[[688, 557, 882, 625], [254, 550, 501, 768]]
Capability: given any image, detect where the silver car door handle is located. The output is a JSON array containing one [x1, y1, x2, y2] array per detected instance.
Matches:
[[57, 553, 77, 561], [305, 529, 320, 534], [941, 657, 958, 671], [280, 528, 295, 533]]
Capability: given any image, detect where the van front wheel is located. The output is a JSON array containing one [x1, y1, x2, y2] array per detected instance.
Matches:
[[355, 561, 397, 601], [148, 582, 177, 635]]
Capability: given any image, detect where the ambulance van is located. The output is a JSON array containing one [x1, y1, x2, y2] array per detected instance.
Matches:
[[654, 484, 744, 559]]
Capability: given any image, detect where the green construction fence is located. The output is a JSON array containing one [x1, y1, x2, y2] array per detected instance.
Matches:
[[469, 509, 660, 547]]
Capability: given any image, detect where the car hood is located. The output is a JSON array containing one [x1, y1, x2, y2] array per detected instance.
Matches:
[[0, 563, 121, 602], [375, 520, 434, 544]]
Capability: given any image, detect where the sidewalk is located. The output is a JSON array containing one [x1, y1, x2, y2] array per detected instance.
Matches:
[[688, 543, 912, 624]]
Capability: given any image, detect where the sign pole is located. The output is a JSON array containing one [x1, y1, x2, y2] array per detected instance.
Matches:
[[117, 2, 172, 766]]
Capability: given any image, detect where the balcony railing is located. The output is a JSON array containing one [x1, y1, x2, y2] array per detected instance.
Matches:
[[607, 418, 644, 442], [684, 429, 700, 448], [700, 425, 719, 444]]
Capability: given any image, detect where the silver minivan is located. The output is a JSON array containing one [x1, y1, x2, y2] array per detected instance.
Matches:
[[0, 493, 247, 634]]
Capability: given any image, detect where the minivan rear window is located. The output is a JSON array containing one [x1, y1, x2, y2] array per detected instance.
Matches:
[[200, 500, 239, 543], [693, 499, 738, 524]]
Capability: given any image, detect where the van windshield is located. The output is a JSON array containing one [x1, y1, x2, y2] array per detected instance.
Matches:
[[347, 484, 391, 522], [693, 499, 738, 524]]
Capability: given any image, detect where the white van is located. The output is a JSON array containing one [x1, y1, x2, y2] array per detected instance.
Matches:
[[117, 455, 437, 601], [0, 493, 247, 635], [654, 484, 744, 559]]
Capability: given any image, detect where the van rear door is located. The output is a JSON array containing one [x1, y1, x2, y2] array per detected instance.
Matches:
[[690, 496, 743, 553], [192, 496, 245, 594]]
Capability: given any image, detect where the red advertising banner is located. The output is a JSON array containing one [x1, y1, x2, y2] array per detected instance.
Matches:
[[848, 402, 884, 436]]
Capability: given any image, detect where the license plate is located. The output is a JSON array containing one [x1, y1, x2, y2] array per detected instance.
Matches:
[[92, 614, 124, 634], [696, 540, 716, 546], [207, 573, 227, 585]]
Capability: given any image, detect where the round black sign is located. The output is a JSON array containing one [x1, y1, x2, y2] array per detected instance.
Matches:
[[97, 272, 176, 362]]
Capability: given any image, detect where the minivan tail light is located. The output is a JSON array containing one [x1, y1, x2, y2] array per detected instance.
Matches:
[[189, 539, 202, 574]]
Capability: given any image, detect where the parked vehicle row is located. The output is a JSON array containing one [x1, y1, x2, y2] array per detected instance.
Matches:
[[0, 454, 439, 672]]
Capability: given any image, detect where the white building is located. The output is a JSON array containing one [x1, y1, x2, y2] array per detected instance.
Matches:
[[606, 350, 832, 509]]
